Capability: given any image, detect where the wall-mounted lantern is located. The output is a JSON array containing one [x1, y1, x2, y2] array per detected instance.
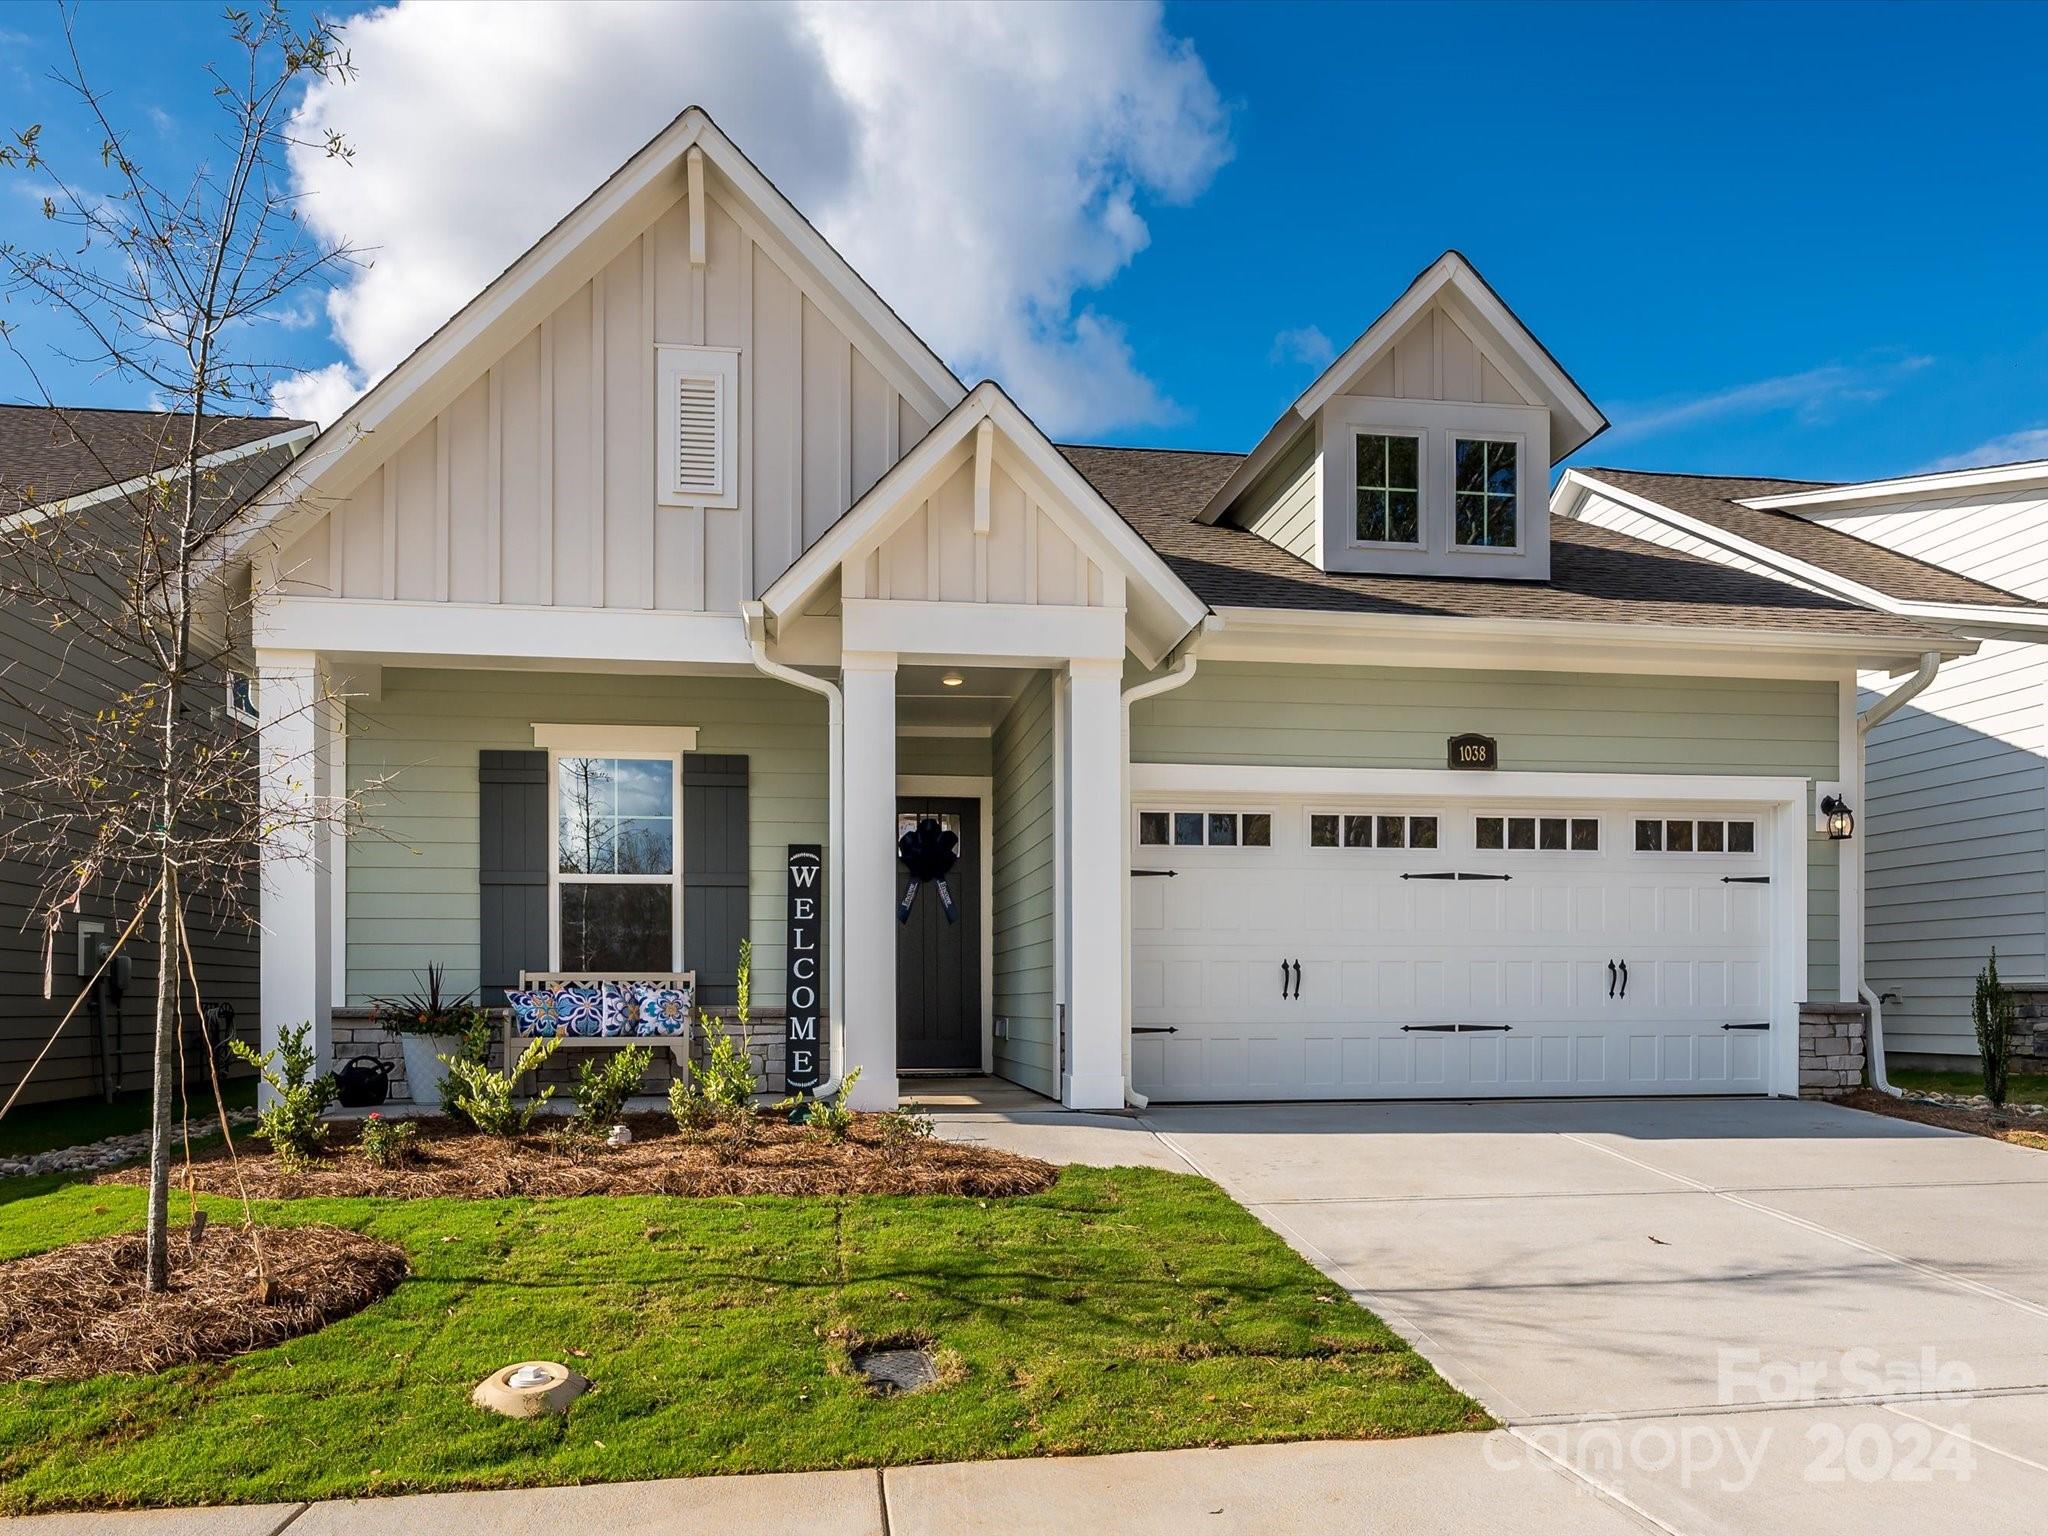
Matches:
[[1820, 793, 1855, 841]]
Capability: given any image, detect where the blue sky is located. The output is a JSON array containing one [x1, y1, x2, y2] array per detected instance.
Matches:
[[2, 1, 2044, 481]]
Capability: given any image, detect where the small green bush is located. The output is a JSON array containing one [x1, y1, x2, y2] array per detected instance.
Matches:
[[878, 1098, 935, 1162], [443, 1036, 560, 1136], [573, 1044, 652, 1135], [802, 1068, 861, 1140], [357, 1113, 419, 1169], [1975, 948, 2017, 1107], [229, 1021, 336, 1171]]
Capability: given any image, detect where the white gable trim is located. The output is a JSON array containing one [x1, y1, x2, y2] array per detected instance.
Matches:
[[761, 381, 1208, 666], [220, 107, 963, 569], [1556, 470, 2048, 633], [1199, 252, 1605, 525], [1735, 458, 2048, 512]]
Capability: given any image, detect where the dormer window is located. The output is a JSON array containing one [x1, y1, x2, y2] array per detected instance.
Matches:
[[1354, 432, 1422, 545], [1453, 437, 1520, 550]]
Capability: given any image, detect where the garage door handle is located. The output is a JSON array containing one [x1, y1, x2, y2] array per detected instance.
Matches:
[[1292, 959, 1302, 998], [1721, 1022, 1770, 1031], [1280, 959, 1292, 1000], [1619, 959, 1629, 999], [1608, 960, 1618, 998]]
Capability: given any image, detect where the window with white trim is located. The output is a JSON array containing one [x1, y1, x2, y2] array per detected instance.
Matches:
[[553, 752, 682, 970], [1635, 817, 1756, 855], [1475, 815, 1600, 853], [1353, 431, 1422, 545], [1138, 809, 1271, 848], [1453, 437, 1519, 549], [1309, 811, 1439, 850], [656, 344, 740, 509]]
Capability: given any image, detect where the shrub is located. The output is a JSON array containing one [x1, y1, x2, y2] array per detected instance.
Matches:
[[1975, 948, 2016, 1107], [437, 1011, 497, 1127], [357, 1113, 419, 1169], [878, 1099, 935, 1163], [443, 1036, 560, 1136], [573, 1044, 652, 1135], [229, 1021, 336, 1171], [802, 1068, 861, 1140], [668, 1075, 718, 1137]]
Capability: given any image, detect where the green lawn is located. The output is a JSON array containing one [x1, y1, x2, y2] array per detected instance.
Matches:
[[0, 1167, 1485, 1512], [1889, 1067, 2048, 1106], [0, 1079, 257, 1160]]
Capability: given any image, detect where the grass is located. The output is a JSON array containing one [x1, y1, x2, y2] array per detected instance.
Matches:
[[1888, 1067, 2048, 1107], [0, 1078, 257, 1161], [0, 1168, 1485, 1511]]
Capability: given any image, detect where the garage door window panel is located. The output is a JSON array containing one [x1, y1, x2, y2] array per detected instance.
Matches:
[[1310, 811, 1439, 850], [1140, 809, 1272, 849]]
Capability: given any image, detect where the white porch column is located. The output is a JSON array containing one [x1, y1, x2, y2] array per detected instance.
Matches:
[[256, 649, 332, 1105], [841, 652, 898, 1109], [1062, 658, 1127, 1109]]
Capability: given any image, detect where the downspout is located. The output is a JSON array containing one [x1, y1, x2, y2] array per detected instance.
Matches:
[[741, 602, 845, 1101], [1117, 615, 1221, 1108], [1855, 649, 1943, 1096]]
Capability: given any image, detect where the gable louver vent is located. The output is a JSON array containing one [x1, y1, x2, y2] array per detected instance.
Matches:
[[657, 344, 740, 509]]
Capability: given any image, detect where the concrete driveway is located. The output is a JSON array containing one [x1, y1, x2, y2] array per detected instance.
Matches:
[[1134, 1095, 2048, 1534]]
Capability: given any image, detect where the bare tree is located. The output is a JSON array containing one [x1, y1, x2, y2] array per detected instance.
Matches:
[[0, 2, 360, 1289]]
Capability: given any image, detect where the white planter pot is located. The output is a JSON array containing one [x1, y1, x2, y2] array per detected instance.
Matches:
[[397, 1033, 464, 1110]]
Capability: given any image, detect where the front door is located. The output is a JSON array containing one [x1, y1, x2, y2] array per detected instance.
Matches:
[[896, 796, 983, 1071]]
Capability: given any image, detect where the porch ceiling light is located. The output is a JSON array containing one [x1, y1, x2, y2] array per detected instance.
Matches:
[[940, 671, 965, 688], [1820, 794, 1854, 841]]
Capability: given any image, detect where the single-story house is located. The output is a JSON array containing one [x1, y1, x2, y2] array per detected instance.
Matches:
[[1557, 461, 2048, 1073], [0, 405, 312, 1105], [220, 108, 2012, 1111]]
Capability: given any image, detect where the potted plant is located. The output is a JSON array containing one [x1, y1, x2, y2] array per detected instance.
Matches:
[[373, 964, 485, 1111]]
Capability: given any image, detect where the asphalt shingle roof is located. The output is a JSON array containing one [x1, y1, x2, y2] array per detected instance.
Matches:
[[0, 405, 309, 509], [1059, 444, 1965, 642], [1580, 467, 2033, 610]]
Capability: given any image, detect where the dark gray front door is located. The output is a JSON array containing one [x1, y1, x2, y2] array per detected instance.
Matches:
[[896, 796, 982, 1071]]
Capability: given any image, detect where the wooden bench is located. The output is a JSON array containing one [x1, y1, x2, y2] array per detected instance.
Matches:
[[511, 970, 696, 1067]]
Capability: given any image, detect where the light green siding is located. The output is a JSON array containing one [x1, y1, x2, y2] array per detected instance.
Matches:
[[1131, 662, 1841, 999], [1233, 426, 1318, 562], [345, 668, 826, 1007], [991, 673, 1057, 1094], [898, 733, 993, 779]]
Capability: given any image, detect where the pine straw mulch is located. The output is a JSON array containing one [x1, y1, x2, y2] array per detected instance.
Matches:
[[1839, 1089, 2048, 1152], [0, 1224, 408, 1382], [95, 1112, 1058, 1200]]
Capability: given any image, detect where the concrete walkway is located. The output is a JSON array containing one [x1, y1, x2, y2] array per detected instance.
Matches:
[[12, 1085, 2043, 1533]]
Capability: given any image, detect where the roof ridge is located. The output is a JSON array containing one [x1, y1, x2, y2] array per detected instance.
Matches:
[[1580, 465, 1836, 488], [1059, 442, 1246, 459]]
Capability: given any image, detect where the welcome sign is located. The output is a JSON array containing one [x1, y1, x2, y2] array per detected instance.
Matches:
[[785, 844, 823, 1092]]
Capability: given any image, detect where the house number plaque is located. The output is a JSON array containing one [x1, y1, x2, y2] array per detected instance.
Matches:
[[785, 844, 823, 1093], [1448, 733, 1498, 771]]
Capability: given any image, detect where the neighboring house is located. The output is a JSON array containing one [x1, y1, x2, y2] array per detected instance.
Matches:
[[0, 405, 314, 1106], [1558, 463, 2048, 1071], [214, 108, 1992, 1112]]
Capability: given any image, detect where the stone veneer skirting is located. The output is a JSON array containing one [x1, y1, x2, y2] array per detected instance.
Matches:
[[330, 1006, 821, 1105], [1798, 1001, 1868, 1097]]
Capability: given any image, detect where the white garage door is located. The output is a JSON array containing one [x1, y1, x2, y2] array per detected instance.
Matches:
[[1130, 798, 1776, 1101]]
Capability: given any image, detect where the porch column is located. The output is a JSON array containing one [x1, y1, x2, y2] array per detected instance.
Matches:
[[256, 648, 332, 1105], [1063, 658, 1127, 1109], [841, 651, 898, 1109]]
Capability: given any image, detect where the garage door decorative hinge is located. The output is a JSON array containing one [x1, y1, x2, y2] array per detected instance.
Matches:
[[1131, 1026, 1179, 1035], [1721, 875, 1771, 884], [1131, 869, 1177, 878], [1401, 871, 1512, 882], [1399, 1023, 1515, 1033], [1720, 1022, 1771, 1031]]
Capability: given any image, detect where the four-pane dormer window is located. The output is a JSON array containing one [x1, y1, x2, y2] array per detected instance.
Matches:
[[1454, 437, 1519, 549], [1355, 431, 1423, 545]]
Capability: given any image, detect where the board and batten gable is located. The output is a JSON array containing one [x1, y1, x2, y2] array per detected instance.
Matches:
[[1803, 486, 2048, 1057], [344, 667, 826, 1009], [1128, 662, 1842, 999], [273, 181, 937, 616]]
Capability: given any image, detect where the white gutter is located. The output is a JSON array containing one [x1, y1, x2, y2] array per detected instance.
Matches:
[[1855, 649, 1943, 1096], [1116, 615, 1221, 1107], [741, 602, 846, 1101]]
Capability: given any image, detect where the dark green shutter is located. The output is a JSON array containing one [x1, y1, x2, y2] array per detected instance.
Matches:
[[479, 750, 549, 1005], [684, 753, 749, 1006]]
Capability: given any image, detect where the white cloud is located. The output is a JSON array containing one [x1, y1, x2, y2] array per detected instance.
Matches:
[[1269, 324, 1333, 369], [1603, 355, 1933, 445], [1921, 426, 2048, 473], [275, 0, 1230, 436]]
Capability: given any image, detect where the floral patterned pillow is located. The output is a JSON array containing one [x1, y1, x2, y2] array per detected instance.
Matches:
[[506, 989, 561, 1038], [631, 981, 694, 1037], [599, 984, 637, 1038], [555, 985, 607, 1038]]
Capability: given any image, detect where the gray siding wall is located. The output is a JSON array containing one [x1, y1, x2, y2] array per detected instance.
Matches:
[[1131, 662, 1842, 999], [991, 673, 1056, 1094], [898, 734, 993, 779], [345, 667, 825, 1010]]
